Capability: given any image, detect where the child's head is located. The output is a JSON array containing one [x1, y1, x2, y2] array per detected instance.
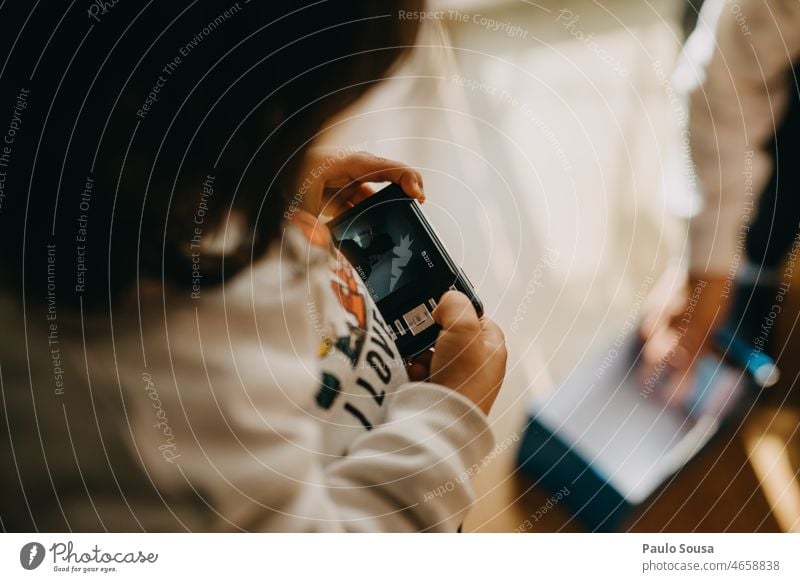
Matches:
[[0, 0, 422, 310]]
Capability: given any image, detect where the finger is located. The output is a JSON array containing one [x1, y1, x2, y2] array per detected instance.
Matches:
[[640, 271, 689, 339], [322, 183, 382, 218], [479, 317, 506, 349], [667, 309, 720, 356], [408, 349, 434, 368], [639, 309, 663, 341], [349, 183, 376, 206], [342, 153, 425, 201], [318, 190, 354, 217], [322, 184, 358, 210], [641, 327, 672, 367], [640, 293, 686, 340], [432, 291, 480, 334], [639, 325, 693, 394], [322, 175, 413, 216], [657, 364, 696, 409], [407, 361, 430, 382], [406, 349, 434, 382], [399, 171, 425, 202]]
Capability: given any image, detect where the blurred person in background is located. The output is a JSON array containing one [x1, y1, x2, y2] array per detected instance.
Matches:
[[642, 0, 800, 394]]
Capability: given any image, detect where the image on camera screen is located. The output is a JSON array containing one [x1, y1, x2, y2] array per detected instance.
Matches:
[[329, 200, 436, 302]]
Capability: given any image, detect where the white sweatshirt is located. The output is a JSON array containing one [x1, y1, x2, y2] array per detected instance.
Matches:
[[0, 212, 494, 532], [679, 0, 800, 274]]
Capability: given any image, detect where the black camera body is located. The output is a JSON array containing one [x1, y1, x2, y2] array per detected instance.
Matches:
[[327, 184, 483, 358]]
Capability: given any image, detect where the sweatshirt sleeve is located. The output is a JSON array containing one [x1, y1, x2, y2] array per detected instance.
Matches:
[[682, 0, 800, 274], [323, 382, 494, 531], [125, 249, 494, 532]]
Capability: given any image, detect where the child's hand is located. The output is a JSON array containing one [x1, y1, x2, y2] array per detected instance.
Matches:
[[298, 147, 425, 217], [429, 291, 507, 415]]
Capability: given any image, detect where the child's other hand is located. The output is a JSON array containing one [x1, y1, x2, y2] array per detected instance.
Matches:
[[429, 291, 507, 415], [298, 147, 425, 217]]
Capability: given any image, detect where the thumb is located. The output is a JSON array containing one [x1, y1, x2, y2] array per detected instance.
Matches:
[[433, 291, 480, 334]]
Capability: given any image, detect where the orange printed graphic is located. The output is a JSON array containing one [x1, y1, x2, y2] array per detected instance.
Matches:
[[331, 260, 366, 329]]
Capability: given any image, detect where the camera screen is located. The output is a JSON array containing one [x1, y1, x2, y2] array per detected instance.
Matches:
[[328, 198, 440, 302]]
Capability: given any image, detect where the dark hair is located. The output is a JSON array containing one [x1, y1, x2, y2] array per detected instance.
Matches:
[[0, 0, 421, 311]]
